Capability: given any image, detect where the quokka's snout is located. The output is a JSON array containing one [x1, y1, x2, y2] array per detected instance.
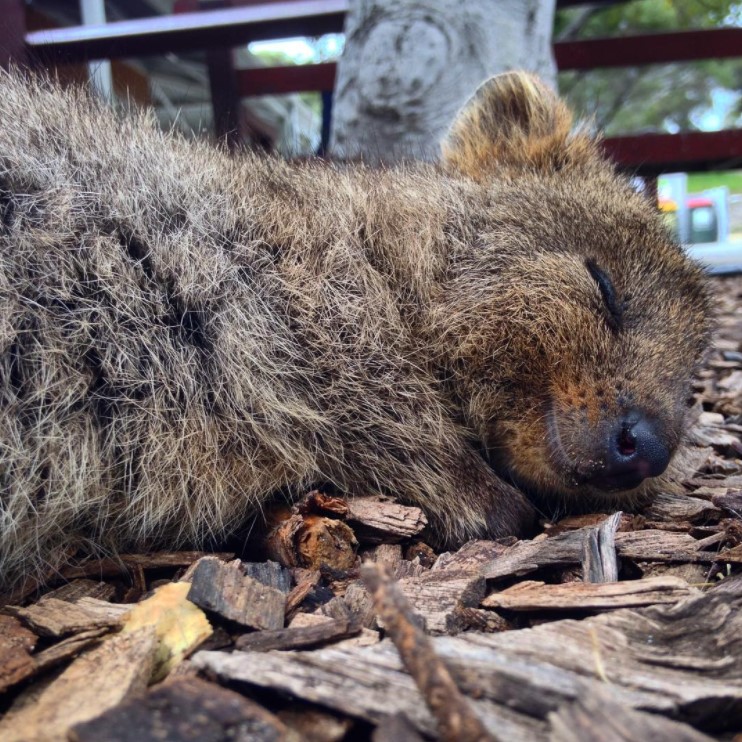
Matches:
[[0, 69, 712, 589], [546, 405, 672, 493]]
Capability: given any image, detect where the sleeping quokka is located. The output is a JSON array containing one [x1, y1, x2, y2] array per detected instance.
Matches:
[[0, 70, 712, 588]]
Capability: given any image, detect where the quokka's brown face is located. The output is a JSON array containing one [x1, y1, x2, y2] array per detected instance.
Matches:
[[439, 72, 713, 507], [465, 174, 713, 505]]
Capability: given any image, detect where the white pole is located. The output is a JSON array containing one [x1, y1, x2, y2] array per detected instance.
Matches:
[[80, 0, 113, 101]]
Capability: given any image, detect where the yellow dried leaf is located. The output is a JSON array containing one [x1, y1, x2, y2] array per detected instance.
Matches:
[[123, 582, 212, 681]]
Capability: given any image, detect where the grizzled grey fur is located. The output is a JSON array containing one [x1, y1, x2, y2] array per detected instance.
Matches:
[[0, 71, 711, 589]]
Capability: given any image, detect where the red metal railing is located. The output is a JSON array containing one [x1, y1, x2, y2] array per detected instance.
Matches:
[[17, 0, 742, 174]]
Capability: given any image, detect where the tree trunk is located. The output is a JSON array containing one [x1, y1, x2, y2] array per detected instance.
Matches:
[[330, 0, 557, 163]]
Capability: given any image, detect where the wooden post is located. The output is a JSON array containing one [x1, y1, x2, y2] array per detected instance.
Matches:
[[0, 0, 28, 69]]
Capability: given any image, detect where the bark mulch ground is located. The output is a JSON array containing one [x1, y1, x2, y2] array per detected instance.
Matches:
[[1, 275, 741, 742]]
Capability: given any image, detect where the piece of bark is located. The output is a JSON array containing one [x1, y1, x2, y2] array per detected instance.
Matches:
[[643, 493, 721, 524], [193, 579, 742, 739], [288, 612, 333, 628], [481, 576, 698, 612], [452, 607, 512, 633], [639, 562, 709, 585], [362, 563, 496, 742], [241, 561, 293, 593], [373, 712, 426, 742], [298, 490, 351, 518], [342, 580, 377, 624], [32, 627, 109, 674], [318, 596, 353, 622], [484, 527, 595, 580], [548, 688, 716, 742], [0, 615, 37, 693], [266, 512, 358, 571], [8, 597, 124, 637], [278, 707, 353, 742], [332, 627, 382, 649], [433, 540, 510, 574], [391, 559, 430, 580], [74, 597, 133, 622], [393, 571, 487, 635], [0, 551, 235, 606], [688, 474, 742, 489], [544, 514, 614, 535], [370, 543, 404, 571], [235, 617, 361, 652], [582, 512, 621, 583], [187, 557, 285, 630], [712, 489, 742, 515], [40, 579, 116, 603], [192, 643, 545, 741], [346, 496, 428, 543], [0, 627, 157, 742], [284, 569, 321, 620], [70, 676, 289, 742], [404, 541, 437, 568], [615, 530, 742, 564]]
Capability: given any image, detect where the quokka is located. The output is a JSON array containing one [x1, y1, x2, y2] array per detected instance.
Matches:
[[0, 70, 712, 588]]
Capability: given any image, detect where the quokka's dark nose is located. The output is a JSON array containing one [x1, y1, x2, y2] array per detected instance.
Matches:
[[588, 413, 671, 492]]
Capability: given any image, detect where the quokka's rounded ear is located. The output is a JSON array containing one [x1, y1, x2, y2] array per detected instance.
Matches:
[[441, 71, 597, 180]]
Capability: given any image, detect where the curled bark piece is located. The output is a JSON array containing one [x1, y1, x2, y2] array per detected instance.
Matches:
[[582, 513, 621, 584], [265, 509, 358, 571], [361, 562, 496, 742]]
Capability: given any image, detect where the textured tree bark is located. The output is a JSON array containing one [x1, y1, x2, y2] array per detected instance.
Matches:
[[330, 0, 557, 162]]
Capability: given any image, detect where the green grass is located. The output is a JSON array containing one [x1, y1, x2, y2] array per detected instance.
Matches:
[[684, 171, 742, 195]]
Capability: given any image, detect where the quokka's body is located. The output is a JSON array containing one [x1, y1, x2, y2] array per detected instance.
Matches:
[[0, 70, 711, 588]]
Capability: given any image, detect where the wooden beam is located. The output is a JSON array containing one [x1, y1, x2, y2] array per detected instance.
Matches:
[[556, 28, 742, 70], [0, 0, 28, 68], [174, 0, 627, 10], [603, 130, 742, 175], [25, 1, 347, 64], [238, 62, 336, 95]]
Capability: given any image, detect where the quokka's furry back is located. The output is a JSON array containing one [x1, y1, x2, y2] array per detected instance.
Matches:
[[0, 70, 711, 590]]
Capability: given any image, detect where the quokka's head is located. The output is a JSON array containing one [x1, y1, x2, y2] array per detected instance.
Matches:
[[433, 71, 714, 508]]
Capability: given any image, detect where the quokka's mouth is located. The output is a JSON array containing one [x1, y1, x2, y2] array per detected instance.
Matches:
[[544, 404, 671, 497]]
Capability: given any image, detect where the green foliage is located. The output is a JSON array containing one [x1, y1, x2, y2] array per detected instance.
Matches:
[[555, 0, 742, 135], [686, 170, 742, 194]]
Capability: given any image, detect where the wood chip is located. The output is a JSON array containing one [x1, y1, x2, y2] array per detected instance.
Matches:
[[394, 571, 487, 635], [0, 627, 157, 742], [362, 562, 496, 742], [32, 628, 110, 675], [372, 712, 426, 742], [484, 527, 594, 580], [70, 676, 290, 742], [433, 540, 510, 574], [643, 493, 721, 524], [581, 512, 620, 583], [346, 496, 428, 543], [0, 615, 37, 693], [712, 489, 742, 515], [285, 569, 321, 620], [193, 579, 742, 740], [548, 688, 716, 742], [615, 529, 742, 563], [40, 579, 116, 603], [481, 576, 698, 612], [235, 617, 361, 652], [278, 707, 353, 742], [186, 557, 285, 630], [241, 561, 293, 593], [8, 597, 124, 637], [265, 512, 358, 570]]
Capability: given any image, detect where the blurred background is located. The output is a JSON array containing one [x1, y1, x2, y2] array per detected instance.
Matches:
[[3, 0, 742, 267]]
